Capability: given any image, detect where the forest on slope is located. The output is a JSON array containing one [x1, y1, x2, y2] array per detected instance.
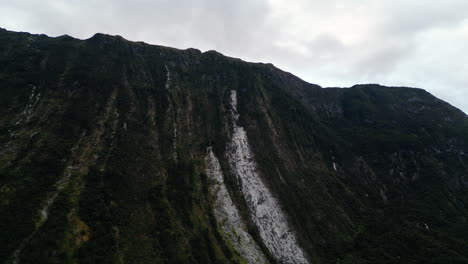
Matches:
[[0, 28, 467, 263]]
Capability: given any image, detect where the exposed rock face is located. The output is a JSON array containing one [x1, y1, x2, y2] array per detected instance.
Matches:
[[0, 29, 467, 264], [227, 90, 308, 264], [205, 147, 268, 264]]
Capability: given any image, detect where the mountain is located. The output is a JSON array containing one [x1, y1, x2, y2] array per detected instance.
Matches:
[[0, 28, 467, 264]]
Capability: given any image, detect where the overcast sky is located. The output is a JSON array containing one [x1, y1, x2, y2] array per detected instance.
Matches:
[[1, 0, 467, 113]]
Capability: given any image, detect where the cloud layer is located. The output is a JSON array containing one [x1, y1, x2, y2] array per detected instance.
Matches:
[[1, 0, 467, 113]]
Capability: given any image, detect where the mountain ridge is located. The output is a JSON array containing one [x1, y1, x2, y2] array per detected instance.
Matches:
[[4, 26, 467, 115]]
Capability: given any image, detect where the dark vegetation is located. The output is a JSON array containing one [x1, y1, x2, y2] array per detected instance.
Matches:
[[0, 28, 467, 263]]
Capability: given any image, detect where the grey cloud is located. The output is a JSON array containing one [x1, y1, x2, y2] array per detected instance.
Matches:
[[378, 0, 468, 35], [307, 34, 346, 60]]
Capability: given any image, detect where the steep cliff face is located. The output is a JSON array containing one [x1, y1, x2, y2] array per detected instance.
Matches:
[[0, 28, 467, 264]]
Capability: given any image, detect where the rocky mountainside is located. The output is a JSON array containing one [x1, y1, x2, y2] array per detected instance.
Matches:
[[0, 28, 467, 264]]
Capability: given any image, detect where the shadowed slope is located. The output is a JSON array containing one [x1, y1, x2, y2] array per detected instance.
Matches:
[[0, 29, 467, 264]]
